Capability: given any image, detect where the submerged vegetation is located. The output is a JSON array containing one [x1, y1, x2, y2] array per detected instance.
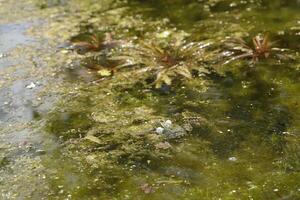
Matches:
[[68, 30, 296, 89], [111, 40, 210, 88], [70, 33, 122, 54], [223, 34, 295, 65], [68, 30, 214, 88]]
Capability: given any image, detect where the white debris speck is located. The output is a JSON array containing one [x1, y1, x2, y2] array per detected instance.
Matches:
[[228, 157, 237, 162], [60, 49, 69, 54], [157, 31, 171, 38], [26, 82, 36, 89], [155, 127, 164, 134], [222, 51, 233, 57], [274, 188, 279, 192], [230, 3, 237, 7]]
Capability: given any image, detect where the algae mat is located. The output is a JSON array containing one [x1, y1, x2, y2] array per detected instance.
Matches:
[[0, 0, 300, 199]]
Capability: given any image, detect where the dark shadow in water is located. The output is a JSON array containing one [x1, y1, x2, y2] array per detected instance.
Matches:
[[115, 60, 298, 158], [45, 111, 93, 140], [128, 0, 210, 30], [201, 65, 291, 156]]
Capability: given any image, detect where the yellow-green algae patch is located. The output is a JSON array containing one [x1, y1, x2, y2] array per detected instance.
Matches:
[[0, 0, 300, 199]]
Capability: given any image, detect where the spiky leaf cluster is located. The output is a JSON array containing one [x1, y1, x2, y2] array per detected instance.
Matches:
[[111, 39, 210, 88]]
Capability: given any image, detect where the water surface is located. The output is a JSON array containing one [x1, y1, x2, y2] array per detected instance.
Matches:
[[0, 0, 299, 199]]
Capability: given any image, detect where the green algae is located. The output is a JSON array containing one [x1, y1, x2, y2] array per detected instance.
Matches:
[[0, 0, 300, 199]]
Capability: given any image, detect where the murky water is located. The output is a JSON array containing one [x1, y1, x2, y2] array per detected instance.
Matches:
[[0, 0, 299, 199]]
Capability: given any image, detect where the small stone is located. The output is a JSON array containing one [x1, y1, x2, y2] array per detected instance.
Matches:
[[228, 157, 237, 162], [155, 127, 164, 134], [60, 49, 69, 54], [165, 119, 172, 125], [161, 120, 172, 129], [26, 82, 36, 89]]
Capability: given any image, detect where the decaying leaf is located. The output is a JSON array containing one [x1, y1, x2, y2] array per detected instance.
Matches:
[[85, 135, 102, 144]]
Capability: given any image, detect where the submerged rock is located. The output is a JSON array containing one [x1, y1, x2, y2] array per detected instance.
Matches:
[[155, 120, 187, 139]]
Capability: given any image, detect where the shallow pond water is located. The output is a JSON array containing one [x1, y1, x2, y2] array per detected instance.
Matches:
[[0, 0, 300, 199]]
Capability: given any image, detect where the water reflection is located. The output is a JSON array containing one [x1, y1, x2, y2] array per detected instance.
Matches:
[[0, 23, 32, 69]]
